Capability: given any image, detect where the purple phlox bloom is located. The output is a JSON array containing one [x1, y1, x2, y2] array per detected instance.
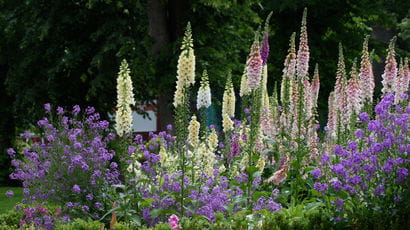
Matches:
[[57, 106, 64, 115], [311, 168, 322, 179], [72, 105, 81, 115], [359, 112, 369, 122], [72, 184, 81, 193], [355, 129, 364, 138], [5, 190, 14, 198], [314, 182, 328, 194], [374, 185, 385, 196], [397, 167, 408, 183], [44, 103, 51, 113]]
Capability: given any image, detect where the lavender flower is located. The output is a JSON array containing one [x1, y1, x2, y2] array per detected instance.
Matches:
[[5, 190, 14, 198], [44, 103, 51, 113], [314, 182, 328, 194], [311, 168, 322, 179], [72, 184, 81, 194]]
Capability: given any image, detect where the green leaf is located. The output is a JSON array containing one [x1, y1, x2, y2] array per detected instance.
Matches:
[[140, 198, 154, 208], [246, 166, 259, 175], [150, 208, 163, 219]]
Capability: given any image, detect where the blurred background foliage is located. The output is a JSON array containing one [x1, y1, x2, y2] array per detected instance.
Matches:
[[0, 0, 409, 185]]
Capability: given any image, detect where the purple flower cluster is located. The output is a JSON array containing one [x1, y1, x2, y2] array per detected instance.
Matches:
[[19, 204, 61, 230], [5, 190, 14, 198], [137, 168, 281, 226], [316, 94, 409, 213], [253, 195, 282, 212], [9, 104, 120, 218]]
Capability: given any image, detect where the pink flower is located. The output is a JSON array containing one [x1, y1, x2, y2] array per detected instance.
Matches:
[[283, 33, 297, 79], [381, 37, 397, 95], [296, 8, 309, 79], [247, 41, 263, 90], [404, 58, 410, 93], [334, 43, 347, 108], [168, 214, 179, 230], [395, 59, 406, 103], [311, 64, 320, 110], [359, 36, 374, 104], [347, 61, 362, 116]]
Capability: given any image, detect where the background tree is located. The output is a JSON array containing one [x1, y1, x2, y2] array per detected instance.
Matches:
[[0, 0, 409, 185]]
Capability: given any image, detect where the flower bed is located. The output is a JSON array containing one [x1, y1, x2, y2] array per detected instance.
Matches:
[[4, 9, 409, 229]]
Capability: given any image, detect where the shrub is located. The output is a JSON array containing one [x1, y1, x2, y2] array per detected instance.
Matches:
[[9, 104, 120, 219]]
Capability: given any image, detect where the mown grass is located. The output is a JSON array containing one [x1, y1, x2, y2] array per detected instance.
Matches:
[[0, 187, 22, 214]]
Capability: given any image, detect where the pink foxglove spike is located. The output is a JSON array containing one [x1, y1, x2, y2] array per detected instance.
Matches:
[[326, 92, 337, 138], [311, 64, 320, 111], [403, 57, 410, 93], [347, 60, 362, 117], [334, 43, 347, 108], [281, 33, 296, 106], [359, 36, 374, 104], [296, 8, 309, 79], [381, 36, 397, 95], [395, 59, 405, 103], [247, 40, 263, 90]]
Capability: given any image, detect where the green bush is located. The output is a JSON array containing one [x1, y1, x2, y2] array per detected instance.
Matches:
[[0, 209, 22, 229], [55, 218, 104, 230]]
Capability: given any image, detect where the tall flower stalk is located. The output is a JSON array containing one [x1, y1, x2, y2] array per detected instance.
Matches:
[[280, 33, 297, 131], [173, 22, 195, 217], [381, 36, 397, 95], [359, 35, 374, 111], [247, 39, 263, 90], [332, 44, 348, 142], [296, 8, 309, 79], [222, 73, 236, 119], [115, 59, 135, 137], [197, 70, 211, 134], [347, 59, 362, 121], [394, 58, 409, 103]]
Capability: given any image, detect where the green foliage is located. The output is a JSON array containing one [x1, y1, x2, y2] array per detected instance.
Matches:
[[0, 209, 22, 229], [0, 187, 23, 214], [55, 218, 105, 230]]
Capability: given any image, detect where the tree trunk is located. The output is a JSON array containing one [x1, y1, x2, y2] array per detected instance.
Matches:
[[147, 0, 187, 131], [147, 0, 174, 131]]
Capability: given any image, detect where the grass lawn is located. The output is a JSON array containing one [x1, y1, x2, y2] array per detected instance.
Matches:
[[0, 187, 22, 214]]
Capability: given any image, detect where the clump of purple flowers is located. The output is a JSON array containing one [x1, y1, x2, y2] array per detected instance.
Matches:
[[18, 204, 65, 230], [313, 94, 409, 217], [9, 104, 120, 218]]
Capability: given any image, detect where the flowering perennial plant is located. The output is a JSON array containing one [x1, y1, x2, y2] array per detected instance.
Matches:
[[358, 35, 375, 106], [196, 70, 211, 110], [6, 9, 410, 230], [314, 94, 409, 221], [173, 22, 195, 108], [115, 59, 135, 136], [296, 8, 309, 79], [381, 37, 397, 95], [246, 40, 263, 90], [9, 105, 120, 219]]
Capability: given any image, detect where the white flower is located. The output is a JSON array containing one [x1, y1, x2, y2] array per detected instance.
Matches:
[[222, 113, 233, 133], [115, 59, 135, 136], [197, 70, 211, 109], [240, 67, 250, 97], [222, 75, 235, 118], [188, 115, 200, 147]]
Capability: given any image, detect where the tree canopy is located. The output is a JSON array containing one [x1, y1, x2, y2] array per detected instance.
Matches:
[[0, 0, 409, 185]]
